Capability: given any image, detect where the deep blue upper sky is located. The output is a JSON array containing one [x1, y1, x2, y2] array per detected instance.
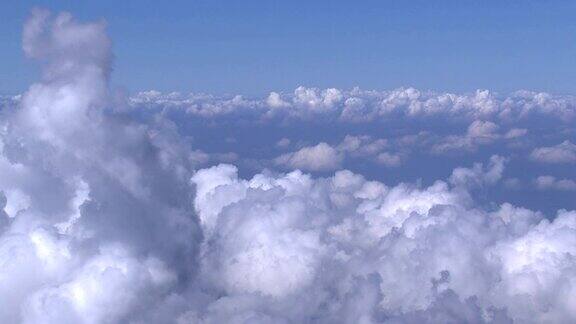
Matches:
[[2, 0, 576, 96]]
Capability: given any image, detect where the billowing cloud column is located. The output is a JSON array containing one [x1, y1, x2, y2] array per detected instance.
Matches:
[[0, 9, 200, 323]]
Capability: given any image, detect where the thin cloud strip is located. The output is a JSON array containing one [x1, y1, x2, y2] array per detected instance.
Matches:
[[127, 87, 576, 123]]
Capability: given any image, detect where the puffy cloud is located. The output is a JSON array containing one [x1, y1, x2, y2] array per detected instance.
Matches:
[[128, 87, 576, 123], [293, 86, 343, 112], [504, 128, 528, 139], [0, 10, 200, 323], [338, 135, 389, 158], [275, 137, 291, 148], [188, 163, 576, 323], [275, 142, 343, 171], [534, 176, 576, 191], [375, 152, 402, 167], [124, 87, 568, 178], [449, 155, 507, 189], [275, 136, 403, 171], [22, 246, 178, 324], [466, 120, 500, 141], [530, 141, 576, 164], [431, 120, 523, 154], [266, 92, 290, 109]]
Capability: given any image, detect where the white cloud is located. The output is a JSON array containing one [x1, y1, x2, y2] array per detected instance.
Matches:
[[275, 136, 403, 171], [293, 86, 343, 112], [534, 176, 576, 191], [431, 120, 523, 154], [449, 155, 507, 189], [266, 91, 290, 109], [530, 141, 576, 164], [275, 137, 291, 148], [190, 163, 576, 323], [338, 135, 388, 157], [504, 128, 528, 139], [375, 152, 402, 167], [128, 87, 576, 123], [275, 142, 343, 171], [0, 10, 200, 323], [467, 120, 500, 142]]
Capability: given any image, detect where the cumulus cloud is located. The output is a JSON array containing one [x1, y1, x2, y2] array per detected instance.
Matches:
[[0, 9, 199, 323], [449, 155, 507, 189], [275, 136, 404, 171], [266, 91, 290, 109], [534, 176, 576, 191], [1, 8, 576, 324], [338, 135, 389, 158], [189, 163, 576, 323], [530, 141, 576, 164], [129, 87, 576, 123], [118, 88, 573, 181], [503, 128, 528, 139], [275, 137, 291, 148], [375, 152, 402, 167], [275, 142, 343, 171], [431, 121, 528, 154]]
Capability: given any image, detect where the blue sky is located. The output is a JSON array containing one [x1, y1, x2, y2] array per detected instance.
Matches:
[[2, 0, 576, 95]]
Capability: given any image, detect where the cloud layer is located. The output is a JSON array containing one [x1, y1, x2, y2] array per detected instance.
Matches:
[[129, 86, 576, 123], [189, 164, 576, 323], [0, 9, 575, 324]]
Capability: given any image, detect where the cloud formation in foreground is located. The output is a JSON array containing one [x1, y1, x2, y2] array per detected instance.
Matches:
[[1, 9, 576, 324], [190, 164, 576, 324]]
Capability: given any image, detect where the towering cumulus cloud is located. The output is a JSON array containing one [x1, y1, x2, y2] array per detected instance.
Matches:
[[2, 9, 576, 324], [0, 9, 200, 323]]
